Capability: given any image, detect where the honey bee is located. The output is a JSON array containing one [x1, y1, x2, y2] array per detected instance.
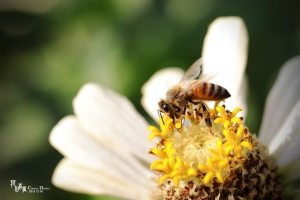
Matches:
[[158, 58, 231, 129]]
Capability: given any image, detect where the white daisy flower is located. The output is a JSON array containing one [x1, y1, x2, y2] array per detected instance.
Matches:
[[49, 17, 300, 199]]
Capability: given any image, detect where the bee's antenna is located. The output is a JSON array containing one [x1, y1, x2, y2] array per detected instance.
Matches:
[[157, 109, 165, 125]]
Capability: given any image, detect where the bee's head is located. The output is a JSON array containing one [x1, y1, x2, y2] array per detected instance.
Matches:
[[158, 100, 173, 125], [158, 100, 171, 114]]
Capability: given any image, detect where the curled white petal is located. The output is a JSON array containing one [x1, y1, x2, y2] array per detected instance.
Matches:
[[141, 68, 184, 121], [202, 16, 248, 116], [49, 116, 154, 189], [52, 159, 152, 200], [73, 83, 154, 163], [268, 99, 300, 183], [269, 99, 300, 156], [259, 56, 300, 147]]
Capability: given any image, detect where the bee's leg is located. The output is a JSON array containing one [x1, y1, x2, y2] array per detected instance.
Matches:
[[201, 102, 214, 134], [199, 106, 203, 119], [189, 101, 202, 123], [157, 109, 165, 125], [174, 107, 183, 129], [181, 105, 187, 126], [185, 104, 194, 121], [195, 104, 202, 122]]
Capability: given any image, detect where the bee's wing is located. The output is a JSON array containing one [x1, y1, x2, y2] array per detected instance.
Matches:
[[178, 73, 217, 97], [197, 73, 217, 82], [178, 58, 203, 88]]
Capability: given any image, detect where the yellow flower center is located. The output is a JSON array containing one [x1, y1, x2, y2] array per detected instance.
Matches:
[[148, 102, 283, 199]]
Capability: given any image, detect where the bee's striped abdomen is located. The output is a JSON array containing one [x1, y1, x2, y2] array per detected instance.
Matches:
[[208, 83, 215, 96], [191, 82, 231, 101], [214, 83, 231, 100]]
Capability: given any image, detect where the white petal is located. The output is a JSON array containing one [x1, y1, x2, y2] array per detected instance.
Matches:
[[141, 68, 184, 121], [259, 56, 300, 147], [269, 99, 300, 155], [49, 116, 154, 189], [73, 83, 154, 163], [52, 159, 152, 200], [202, 16, 248, 116], [267, 99, 300, 183]]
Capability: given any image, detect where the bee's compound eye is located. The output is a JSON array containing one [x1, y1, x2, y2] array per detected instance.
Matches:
[[162, 103, 171, 113]]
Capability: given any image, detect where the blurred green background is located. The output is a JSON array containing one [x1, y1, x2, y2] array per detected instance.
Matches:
[[0, 0, 299, 199]]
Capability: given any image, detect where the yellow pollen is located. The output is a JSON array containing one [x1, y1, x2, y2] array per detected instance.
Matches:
[[231, 117, 242, 124], [231, 107, 242, 118], [170, 170, 184, 177], [203, 171, 214, 184], [215, 171, 224, 183], [162, 158, 169, 170], [173, 176, 179, 187], [154, 164, 165, 171], [240, 141, 253, 150], [159, 174, 170, 184], [236, 125, 244, 141], [151, 149, 165, 159], [187, 168, 197, 176], [218, 158, 229, 168], [214, 118, 225, 124], [234, 146, 242, 158], [148, 126, 162, 141], [209, 148, 219, 156], [225, 145, 235, 155], [216, 106, 227, 119], [217, 139, 223, 152], [175, 122, 182, 129], [198, 164, 211, 171], [150, 160, 161, 170]]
